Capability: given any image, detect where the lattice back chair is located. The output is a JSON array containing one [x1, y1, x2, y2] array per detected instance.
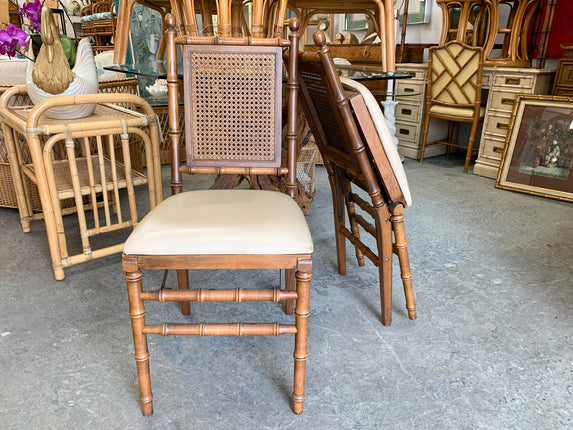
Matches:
[[419, 40, 485, 173], [121, 15, 313, 416], [298, 31, 416, 326]]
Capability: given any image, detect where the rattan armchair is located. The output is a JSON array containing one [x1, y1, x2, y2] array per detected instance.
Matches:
[[298, 31, 416, 326]]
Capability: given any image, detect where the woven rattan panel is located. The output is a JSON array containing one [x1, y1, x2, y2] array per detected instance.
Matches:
[[183, 45, 283, 168], [299, 70, 360, 172]]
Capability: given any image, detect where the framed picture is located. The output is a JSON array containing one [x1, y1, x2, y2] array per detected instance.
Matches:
[[398, 0, 432, 25], [496, 95, 573, 203], [344, 13, 368, 31]]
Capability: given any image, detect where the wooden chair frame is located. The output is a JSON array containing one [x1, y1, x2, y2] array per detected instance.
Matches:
[[121, 16, 312, 416], [419, 40, 485, 173], [297, 31, 415, 326]]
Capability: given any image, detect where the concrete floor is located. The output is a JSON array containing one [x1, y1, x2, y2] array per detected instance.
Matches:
[[1, 154, 572, 429]]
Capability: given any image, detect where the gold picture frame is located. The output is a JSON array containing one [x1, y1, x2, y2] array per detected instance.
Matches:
[[496, 94, 573, 203]]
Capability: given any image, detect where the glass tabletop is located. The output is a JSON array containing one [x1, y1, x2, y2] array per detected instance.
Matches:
[[103, 61, 414, 106], [104, 61, 413, 82]]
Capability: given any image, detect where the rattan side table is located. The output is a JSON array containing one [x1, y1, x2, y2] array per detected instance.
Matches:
[[0, 86, 163, 280]]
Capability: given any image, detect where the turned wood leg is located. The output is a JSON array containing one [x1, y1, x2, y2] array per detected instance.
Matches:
[[292, 264, 311, 414], [391, 205, 416, 320], [125, 268, 153, 416], [177, 269, 190, 315]]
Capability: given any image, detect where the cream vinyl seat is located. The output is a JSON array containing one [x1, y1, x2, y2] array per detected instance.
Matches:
[[123, 189, 313, 255]]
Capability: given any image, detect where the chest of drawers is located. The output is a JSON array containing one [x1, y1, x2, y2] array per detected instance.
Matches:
[[394, 63, 554, 178]]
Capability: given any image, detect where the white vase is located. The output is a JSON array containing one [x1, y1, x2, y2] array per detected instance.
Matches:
[[26, 38, 99, 120]]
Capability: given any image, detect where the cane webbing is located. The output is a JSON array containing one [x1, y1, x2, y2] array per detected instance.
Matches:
[[183, 45, 283, 168]]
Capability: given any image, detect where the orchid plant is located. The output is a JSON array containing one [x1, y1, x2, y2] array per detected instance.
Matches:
[[0, 0, 43, 60], [0, 0, 77, 62]]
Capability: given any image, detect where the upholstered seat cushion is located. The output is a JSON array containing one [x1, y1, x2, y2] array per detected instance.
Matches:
[[429, 104, 486, 118], [340, 77, 413, 207], [123, 189, 313, 255]]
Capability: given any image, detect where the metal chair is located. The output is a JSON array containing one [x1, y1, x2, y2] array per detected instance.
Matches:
[[121, 16, 313, 416], [298, 31, 416, 326], [419, 40, 485, 173]]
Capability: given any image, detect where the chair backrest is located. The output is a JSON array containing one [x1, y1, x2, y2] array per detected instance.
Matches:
[[165, 13, 299, 197], [427, 40, 484, 110], [297, 31, 410, 208]]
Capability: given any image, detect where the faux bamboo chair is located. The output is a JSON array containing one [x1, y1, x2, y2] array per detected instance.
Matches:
[[419, 40, 485, 173], [298, 31, 416, 326], [121, 15, 313, 416]]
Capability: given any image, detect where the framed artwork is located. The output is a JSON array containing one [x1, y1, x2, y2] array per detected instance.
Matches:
[[496, 95, 573, 203], [344, 13, 368, 31], [398, 0, 431, 25]]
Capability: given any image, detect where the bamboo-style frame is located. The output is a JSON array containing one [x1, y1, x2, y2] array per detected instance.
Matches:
[[496, 94, 573, 203], [0, 87, 163, 280]]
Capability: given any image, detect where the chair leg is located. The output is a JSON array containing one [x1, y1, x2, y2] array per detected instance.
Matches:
[[328, 169, 346, 275], [285, 268, 295, 315], [292, 265, 311, 414], [375, 206, 393, 326], [390, 205, 417, 320], [125, 268, 154, 416], [344, 181, 365, 267], [419, 113, 431, 164], [463, 119, 480, 173], [445, 121, 455, 156], [177, 269, 190, 315]]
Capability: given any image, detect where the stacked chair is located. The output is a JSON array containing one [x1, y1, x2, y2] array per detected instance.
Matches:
[[298, 31, 416, 326]]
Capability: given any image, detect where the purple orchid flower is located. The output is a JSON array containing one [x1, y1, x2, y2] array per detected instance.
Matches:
[[20, 0, 42, 33], [0, 24, 28, 58]]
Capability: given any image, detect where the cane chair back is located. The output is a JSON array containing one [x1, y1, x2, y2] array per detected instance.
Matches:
[[121, 15, 313, 416], [419, 40, 485, 173], [297, 31, 416, 326]]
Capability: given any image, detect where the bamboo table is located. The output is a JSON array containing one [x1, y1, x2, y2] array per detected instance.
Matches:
[[0, 86, 163, 280]]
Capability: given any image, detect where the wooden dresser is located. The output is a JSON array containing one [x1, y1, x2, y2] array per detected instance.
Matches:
[[394, 63, 554, 179], [552, 58, 573, 97]]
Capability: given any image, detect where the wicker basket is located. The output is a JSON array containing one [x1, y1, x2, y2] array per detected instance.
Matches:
[[296, 140, 319, 194], [0, 78, 141, 211]]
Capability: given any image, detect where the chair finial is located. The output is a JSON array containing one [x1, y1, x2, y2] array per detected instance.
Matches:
[[289, 17, 299, 32], [313, 30, 327, 47], [165, 13, 175, 29]]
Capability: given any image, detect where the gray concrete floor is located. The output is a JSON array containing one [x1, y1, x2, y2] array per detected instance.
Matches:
[[1, 154, 572, 429]]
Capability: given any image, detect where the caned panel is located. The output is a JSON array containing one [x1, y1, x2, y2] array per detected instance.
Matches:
[[183, 45, 283, 168]]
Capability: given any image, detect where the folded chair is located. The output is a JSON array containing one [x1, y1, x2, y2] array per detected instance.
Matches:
[[419, 40, 485, 173], [122, 16, 313, 416], [298, 31, 416, 326]]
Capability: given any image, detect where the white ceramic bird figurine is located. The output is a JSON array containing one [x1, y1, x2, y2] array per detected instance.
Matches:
[[26, 7, 99, 119]]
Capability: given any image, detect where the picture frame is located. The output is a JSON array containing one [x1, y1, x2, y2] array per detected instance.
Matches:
[[398, 0, 432, 25], [496, 95, 573, 203], [344, 13, 368, 31]]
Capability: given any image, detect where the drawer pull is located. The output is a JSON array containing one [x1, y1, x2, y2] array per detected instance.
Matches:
[[493, 146, 504, 154], [505, 77, 521, 85], [403, 88, 415, 93], [401, 108, 412, 115], [496, 122, 509, 130], [399, 128, 410, 136], [501, 98, 515, 106]]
